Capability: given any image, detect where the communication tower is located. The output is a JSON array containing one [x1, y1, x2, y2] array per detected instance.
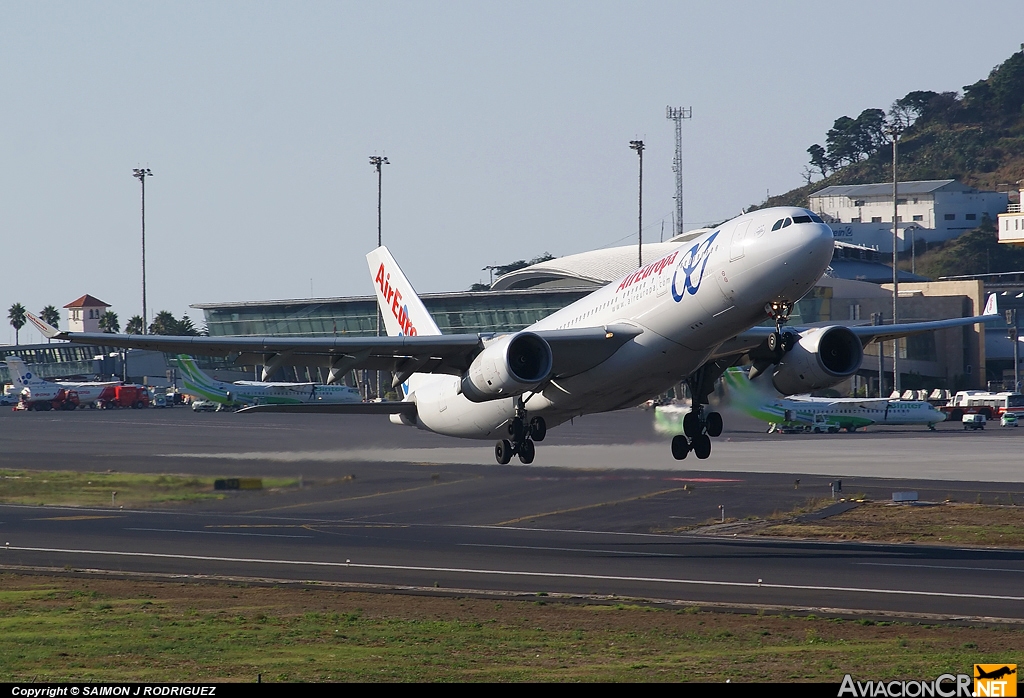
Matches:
[[666, 106, 692, 237]]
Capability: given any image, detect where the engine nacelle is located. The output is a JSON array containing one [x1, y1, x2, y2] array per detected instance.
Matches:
[[461, 332, 553, 403], [771, 326, 863, 395]]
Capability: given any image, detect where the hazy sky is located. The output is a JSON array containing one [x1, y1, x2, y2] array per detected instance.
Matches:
[[2, 1, 1022, 342]]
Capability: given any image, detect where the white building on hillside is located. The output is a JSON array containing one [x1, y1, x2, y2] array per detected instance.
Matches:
[[809, 179, 1007, 253]]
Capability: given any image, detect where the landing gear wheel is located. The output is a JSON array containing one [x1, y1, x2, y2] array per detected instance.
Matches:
[[518, 439, 536, 464], [682, 411, 701, 438], [529, 417, 546, 442], [508, 418, 525, 442], [766, 332, 780, 352], [705, 411, 723, 438], [495, 439, 513, 465], [780, 331, 796, 352], [671, 434, 689, 460], [692, 434, 712, 460]]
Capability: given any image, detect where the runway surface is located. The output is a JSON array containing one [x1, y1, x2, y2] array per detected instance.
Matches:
[[2, 407, 1023, 621]]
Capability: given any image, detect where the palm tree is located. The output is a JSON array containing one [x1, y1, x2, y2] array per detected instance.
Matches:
[[125, 315, 145, 335], [8, 303, 26, 345], [99, 311, 120, 334], [40, 305, 60, 328], [39, 305, 60, 343], [148, 311, 178, 335]]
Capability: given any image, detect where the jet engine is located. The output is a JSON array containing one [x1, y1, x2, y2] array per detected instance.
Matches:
[[460, 332, 553, 403], [771, 326, 863, 395]]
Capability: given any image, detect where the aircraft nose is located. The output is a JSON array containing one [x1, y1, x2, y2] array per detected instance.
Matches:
[[782, 221, 834, 276]]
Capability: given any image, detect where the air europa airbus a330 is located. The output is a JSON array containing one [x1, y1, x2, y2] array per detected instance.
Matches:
[[29, 207, 996, 464]]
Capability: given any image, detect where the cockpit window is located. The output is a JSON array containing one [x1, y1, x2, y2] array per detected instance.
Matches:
[[792, 215, 812, 224], [808, 213, 823, 223], [771, 219, 784, 231], [781, 218, 792, 228]]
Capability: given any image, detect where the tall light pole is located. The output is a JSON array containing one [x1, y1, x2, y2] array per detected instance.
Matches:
[[886, 119, 904, 396], [369, 155, 389, 398], [629, 140, 644, 269], [1008, 308, 1020, 393], [132, 168, 153, 334]]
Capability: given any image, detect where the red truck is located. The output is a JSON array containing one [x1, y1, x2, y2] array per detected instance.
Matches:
[[98, 385, 150, 409]]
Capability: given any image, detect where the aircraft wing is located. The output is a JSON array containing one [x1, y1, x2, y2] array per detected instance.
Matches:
[[28, 313, 642, 380], [237, 401, 417, 415], [709, 312, 999, 361], [844, 314, 999, 344]]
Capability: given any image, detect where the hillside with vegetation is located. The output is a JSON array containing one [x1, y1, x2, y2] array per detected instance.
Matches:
[[760, 49, 1024, 208], [752, 50, 1024, 278]]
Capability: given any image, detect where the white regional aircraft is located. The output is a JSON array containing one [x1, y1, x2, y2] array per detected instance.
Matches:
[[28, 207, 997, 463], [5, 355, 119, 409]]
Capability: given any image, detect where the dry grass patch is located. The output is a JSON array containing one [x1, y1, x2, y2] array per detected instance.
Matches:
[[759, 501, 1024, 547]]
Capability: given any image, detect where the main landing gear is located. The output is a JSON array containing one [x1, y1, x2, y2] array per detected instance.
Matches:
[[671, 405, 723, 461], [495, 398, 546, 465], [671, 361, 731, 461]]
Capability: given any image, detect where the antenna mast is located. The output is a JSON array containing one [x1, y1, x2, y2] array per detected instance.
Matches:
[[666, 106, 692, 237]]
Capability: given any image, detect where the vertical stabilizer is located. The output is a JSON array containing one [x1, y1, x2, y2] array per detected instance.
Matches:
[[175, 355, 231, 404], [4, 356, 46, 388], [365, 246, 441, 337], [984, 293, 998, 316]]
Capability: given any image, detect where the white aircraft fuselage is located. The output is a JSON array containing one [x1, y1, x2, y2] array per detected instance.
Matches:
[[403, 207, 835, 439]]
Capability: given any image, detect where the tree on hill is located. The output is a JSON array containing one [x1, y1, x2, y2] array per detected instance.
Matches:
[[911, 216, 1024, 280], [754, 47, 1024, 224]]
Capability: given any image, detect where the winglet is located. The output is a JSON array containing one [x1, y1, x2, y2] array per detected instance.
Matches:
[[983, 293, 998, 316], [27, 313, 62, 340]]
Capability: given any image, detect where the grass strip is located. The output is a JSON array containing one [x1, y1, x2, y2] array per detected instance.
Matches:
[[0, 469, 298, 508], [0, 573, 1019, 682]]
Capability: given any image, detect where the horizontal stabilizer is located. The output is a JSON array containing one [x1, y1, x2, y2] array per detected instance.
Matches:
[[237, 401, 417, 416]]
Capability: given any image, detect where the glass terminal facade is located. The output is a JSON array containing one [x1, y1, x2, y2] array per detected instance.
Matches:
[[195, 288, 593, 338]]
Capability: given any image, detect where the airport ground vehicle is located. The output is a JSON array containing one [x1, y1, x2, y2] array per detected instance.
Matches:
[[942, 390, 1024, 421], [191, 399, 217, 412], [1001, 413, 1018, 427], [963, 413, 986, 430], [98, 385, 149, 409], [16, 388, 80, 411]]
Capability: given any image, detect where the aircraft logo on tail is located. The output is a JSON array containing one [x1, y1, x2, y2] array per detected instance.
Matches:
[[5, 356, 44, 387]]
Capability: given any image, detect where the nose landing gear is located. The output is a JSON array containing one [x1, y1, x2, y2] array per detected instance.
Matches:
[[494, 398, 546, 465]]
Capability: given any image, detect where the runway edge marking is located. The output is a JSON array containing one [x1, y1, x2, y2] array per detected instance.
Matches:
[[6, 544, 1024, 605]]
